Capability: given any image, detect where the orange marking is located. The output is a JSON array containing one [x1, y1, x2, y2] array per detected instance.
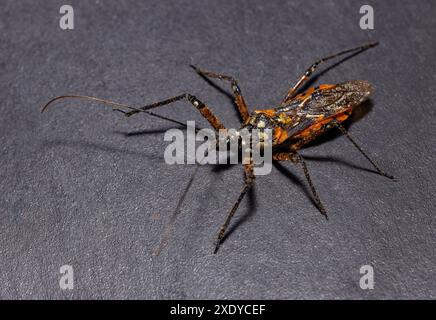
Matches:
[[273, 127, 289, 145], [254, 109, 277, 117], [318, 84, 336, 90], [294, 84, 336, 101], [294, 110, 350, 140]]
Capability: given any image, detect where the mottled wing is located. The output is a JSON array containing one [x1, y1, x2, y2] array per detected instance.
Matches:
[[276, 80, 373, 138]]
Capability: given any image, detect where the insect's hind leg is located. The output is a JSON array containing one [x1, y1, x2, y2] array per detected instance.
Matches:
[[190, 65, 250, 123], [273, 151, 328, 219], [281, 42, 379, 104], [214, 163, 255, 253], [334, 121, 395, 180], [116, 93, 226, 131]]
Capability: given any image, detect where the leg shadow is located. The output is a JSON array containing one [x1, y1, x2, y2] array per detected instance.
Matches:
[[273, 161, 322, 212], [42, 139, 163, 161]]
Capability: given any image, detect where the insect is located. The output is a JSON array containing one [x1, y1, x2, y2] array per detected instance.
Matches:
[[42, 42, 394, 254]]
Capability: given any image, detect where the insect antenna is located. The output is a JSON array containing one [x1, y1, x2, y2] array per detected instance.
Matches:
[[41, 95, 188, 128]]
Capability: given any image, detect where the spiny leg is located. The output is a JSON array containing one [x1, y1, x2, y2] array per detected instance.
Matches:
[[115, 93, 226, 132], [334, 121, 395, 180], [190, 65, 250, 122], [281, 42, 379, 104], [214, 163, 255, 253], [273, 152, 328, 219]]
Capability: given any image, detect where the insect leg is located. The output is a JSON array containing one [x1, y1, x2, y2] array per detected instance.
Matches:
[[116, 93, 226, 131], [190, 65, 250, 122], [273, 152, 328, 219], [334, 121, 395, 180], [281, 42, 379, 104], [214, 163, 255, 253]]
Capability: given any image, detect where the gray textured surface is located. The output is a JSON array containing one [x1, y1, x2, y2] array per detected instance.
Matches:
[[0, 0, 435, 299]]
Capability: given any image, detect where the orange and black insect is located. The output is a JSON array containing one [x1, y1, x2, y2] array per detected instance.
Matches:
[[42, 42, 394, 254]]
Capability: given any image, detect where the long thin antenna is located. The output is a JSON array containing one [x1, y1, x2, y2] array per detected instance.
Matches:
[[41, 95, 188, 127]]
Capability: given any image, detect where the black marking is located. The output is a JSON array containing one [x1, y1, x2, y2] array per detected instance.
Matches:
[[231, 81, 241, 94]]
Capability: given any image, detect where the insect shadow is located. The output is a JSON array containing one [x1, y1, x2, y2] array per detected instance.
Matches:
[[42, 138, 164, 162]]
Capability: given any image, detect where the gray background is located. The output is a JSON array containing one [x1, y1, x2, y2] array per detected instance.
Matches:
[[0, 0, 435, 299]]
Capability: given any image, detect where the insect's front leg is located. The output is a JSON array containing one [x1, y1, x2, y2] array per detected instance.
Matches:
[[115, 93, 226, 132], [214, 163, 255, 253], [273, 151, 328, 219], [190, 65, 250, 123]]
